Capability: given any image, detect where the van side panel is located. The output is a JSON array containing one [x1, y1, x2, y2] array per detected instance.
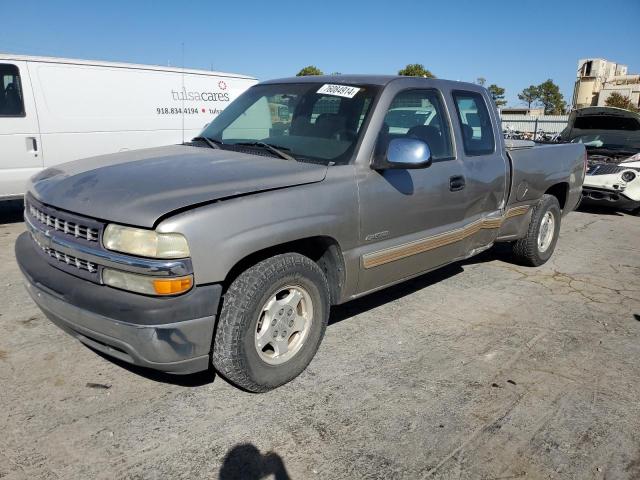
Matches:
[[27, 61, 256, 168]]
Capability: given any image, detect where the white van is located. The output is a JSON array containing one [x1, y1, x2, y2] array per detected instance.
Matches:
[[0, 54, 257, 199]]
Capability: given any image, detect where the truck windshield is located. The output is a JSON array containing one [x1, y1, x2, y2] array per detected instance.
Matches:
[[567, 111, 640, 154], [198, 83, 379, 164], [570, 132, 640, 154]]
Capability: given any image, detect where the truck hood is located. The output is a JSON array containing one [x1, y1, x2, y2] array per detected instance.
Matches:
[[29, 145, 328, 227]]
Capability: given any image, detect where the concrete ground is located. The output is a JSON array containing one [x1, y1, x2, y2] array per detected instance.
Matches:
[[0, 199, 639, 480]]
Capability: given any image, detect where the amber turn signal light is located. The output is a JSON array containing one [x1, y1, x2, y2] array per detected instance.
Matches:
[[152, 276, 193, 295]]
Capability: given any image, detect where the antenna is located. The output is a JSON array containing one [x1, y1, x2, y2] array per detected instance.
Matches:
[[181, 42, 185, 144]]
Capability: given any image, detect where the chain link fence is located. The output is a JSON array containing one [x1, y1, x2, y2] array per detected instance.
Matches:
[[500, 114, 569, 139]]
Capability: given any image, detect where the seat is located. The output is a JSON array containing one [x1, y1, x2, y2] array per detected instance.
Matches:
[[0, 89, 6, 115], [290, 117, 314, 136], [461, 124, 478, 152], [462, 124, 474, 140], [462, 123, 494, 153], [407, 125, 445, 157], [314, 113, 346, 138], [4, 83, 22, 115]]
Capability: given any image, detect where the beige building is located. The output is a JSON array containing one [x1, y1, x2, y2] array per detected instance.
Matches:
[[572, 58, 640, 109], [598, 77, 640, 108]]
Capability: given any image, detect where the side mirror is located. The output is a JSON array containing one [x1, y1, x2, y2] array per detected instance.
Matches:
[[372, 137, 433, 170]]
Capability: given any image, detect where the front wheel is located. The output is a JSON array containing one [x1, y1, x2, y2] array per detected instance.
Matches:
[[212, 253, 330, 392], [512, 194, 561, 267]]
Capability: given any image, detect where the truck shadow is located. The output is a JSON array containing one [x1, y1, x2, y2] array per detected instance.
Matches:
[[459, 242, 515, 266], [330, 244, 515, 326], [218, 443, 290, 480], [90, 348, 217, 387], [329, 262, 464, 326], [0, 199, 24, 224], [577, 203, 628, 216]]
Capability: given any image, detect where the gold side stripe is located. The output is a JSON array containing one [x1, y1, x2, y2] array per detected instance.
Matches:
[[362, 205, 530, 269], [504, 205, 530, 219]]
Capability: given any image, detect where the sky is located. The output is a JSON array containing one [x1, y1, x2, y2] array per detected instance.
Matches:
[[2, 0, 639, 107]]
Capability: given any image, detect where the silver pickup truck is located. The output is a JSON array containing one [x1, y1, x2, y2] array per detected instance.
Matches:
[[16, 76, 586, 392]]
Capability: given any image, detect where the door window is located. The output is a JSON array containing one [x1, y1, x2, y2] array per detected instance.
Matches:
[[0, 64, 25, 117], [379, 89, 453, 159], [453, 91, 495, 155]]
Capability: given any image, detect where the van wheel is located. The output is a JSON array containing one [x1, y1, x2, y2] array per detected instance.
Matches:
[[512, 194, 561, 267], [212, 253, 330, 392]]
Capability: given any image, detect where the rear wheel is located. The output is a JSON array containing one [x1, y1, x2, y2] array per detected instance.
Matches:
[[512, 194, 561, 267], [212, 253, 330, 392]]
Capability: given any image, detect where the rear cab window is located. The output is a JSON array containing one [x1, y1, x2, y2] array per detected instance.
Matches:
[[0, 64, 26, 117], [452, 91, 495, 156]]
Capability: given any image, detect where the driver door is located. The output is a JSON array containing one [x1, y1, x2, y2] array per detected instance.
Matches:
[[356, 88, 469, 294]]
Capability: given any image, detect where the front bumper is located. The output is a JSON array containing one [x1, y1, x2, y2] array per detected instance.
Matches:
[[16, 232, 221, 374], [581, 187, 640, 210]]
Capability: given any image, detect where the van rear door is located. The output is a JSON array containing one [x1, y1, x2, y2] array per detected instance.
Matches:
[[0, 60, 42, 198]]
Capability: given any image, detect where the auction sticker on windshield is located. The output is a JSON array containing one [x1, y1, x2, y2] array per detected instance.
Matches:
[[317, 84, 360, 98]]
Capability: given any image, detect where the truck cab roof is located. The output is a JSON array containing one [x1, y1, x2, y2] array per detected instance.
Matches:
[[261, 74, 484, 91]]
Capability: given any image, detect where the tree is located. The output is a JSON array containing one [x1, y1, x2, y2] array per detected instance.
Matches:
[[518, 85, 540, 109], [476, 77, 486, 86], [604, 92, 640, 113], [398, 64, 435, 78], [296, 66, 323, 76], [487, 84, 507, 107], [537, 79, 566, 115]]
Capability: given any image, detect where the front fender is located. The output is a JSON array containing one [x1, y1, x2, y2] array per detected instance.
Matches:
[[157, 166, 359, 285]]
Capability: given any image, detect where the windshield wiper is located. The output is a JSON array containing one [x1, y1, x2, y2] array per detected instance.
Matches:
[[192, 136, 223, 150], [235, 142, 297, 161]]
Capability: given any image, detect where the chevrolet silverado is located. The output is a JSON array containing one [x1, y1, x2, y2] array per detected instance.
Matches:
[[16, 75, 586, 392]]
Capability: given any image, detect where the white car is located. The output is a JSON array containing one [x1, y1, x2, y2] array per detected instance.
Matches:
[[0, 54, 256, 200], [583, 153, 640, 211], [561, 107, 640, 212]]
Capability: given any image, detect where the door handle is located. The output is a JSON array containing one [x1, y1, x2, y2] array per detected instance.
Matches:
[[26, 137, 38, 157], [449, 175, 465, 191]]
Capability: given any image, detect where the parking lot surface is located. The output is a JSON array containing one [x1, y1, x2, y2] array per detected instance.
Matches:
[[1, 199, 639, 480]]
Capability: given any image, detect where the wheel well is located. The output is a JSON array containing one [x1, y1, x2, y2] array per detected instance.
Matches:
[[223, 236, 345, 305], [545, 183, 569, 210]]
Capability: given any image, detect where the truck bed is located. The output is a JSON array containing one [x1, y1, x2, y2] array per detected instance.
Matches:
[[506, 142, 585, 213]]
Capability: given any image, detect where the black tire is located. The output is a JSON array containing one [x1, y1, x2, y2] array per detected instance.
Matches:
[[212, 253, 330, 392], [512, 194, 562, 267]]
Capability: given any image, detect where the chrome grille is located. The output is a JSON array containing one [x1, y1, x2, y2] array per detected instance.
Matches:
[[587, 164, 639, 176], [28, 203, 99, 242], [31, 232, 97, 273]]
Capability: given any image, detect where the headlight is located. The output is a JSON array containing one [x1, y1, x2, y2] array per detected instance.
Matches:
[[103, 224, 190, 258], [621, 171, 636, 183], [103, 269, 193, 296]]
